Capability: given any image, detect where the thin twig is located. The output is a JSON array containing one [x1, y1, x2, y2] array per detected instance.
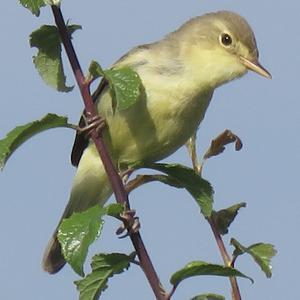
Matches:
[[188, 134, 242, 300], [51, 5, 165, 299], [207, 218, 242, 300]]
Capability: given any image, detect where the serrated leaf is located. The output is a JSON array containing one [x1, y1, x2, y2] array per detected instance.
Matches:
[[88, 64, 144, 111], [57, 205, 107, 276], [211, 202, 246, 235], [191, 293, 225, 300], [0, 114, 69, 169], [231, 238, 277, 278], [75, 253, 131, 300], [170, 261, 253, 287], [30, 24, 81, 92], [19, 0, 46, 16], [140, 163, 214, 217], [32, 52, 72, 92], [105, 203, 125, 218], [104, 67, 143, 111]]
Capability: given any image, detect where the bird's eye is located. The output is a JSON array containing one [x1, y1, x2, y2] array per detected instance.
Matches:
[[220, 33, 233, 47]]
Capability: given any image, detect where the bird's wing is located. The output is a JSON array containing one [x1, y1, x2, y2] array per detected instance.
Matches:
[[70, 43, 153, 167]]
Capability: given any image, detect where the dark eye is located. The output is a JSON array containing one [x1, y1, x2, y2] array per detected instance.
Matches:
[[220, 33, 232, 47]]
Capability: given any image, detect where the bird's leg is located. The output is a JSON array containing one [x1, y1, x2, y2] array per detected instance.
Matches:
[[186, 132, 202, 174]]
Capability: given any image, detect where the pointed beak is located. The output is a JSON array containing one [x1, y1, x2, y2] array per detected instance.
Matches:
[[240, 56, 272, 79]]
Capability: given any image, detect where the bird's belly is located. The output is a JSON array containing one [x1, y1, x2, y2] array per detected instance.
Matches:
[[104, 89, 212, 167]]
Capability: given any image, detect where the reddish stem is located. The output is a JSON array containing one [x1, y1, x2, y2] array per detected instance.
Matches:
[[51, 5, 165, 300], [208, 218, 242, 300]]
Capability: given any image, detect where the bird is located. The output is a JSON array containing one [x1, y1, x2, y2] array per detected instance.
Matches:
[[43, 10, 271, 274]]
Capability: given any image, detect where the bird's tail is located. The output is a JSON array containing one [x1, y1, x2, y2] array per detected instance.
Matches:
[[42, 145, 112, 274]]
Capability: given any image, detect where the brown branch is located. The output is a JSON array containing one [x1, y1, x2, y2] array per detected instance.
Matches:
[[51, 5, 165, 299]]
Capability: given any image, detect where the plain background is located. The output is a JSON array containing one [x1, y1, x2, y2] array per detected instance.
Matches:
[[1, 1, 299, 299]]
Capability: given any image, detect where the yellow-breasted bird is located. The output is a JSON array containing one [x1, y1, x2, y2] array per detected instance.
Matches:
[[43, 10, 271, 273]]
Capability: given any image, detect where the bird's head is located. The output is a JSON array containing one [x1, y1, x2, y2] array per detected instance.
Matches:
[[172, 11, 271, 88]]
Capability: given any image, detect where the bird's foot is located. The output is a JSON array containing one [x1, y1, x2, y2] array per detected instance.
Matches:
[[116, 209, 140, 238], [77, 115, 106, 138]]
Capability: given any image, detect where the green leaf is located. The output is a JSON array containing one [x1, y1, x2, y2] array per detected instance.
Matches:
[[105, 203, 125, 218], [75, 253, 131, 300], [104, 67, 143, 111], [170, 261, 253, 287], [88, 60, 105, 80], [0, 114, 69, 170], [88, 62, 144, 111], [30, 24, 81, 92], [231, 238, 277, 278], [191, 293, 225, 300], [19, 0, 46, 16], [211, 202, 246, 235], [140, 163, 214, 217], [57, 205, 107, 276]]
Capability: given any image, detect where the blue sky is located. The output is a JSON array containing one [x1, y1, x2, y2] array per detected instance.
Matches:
[[1, 1, 299, 299]]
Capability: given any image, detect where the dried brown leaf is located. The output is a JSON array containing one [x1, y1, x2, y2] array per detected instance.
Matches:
[[203, 130, 243, 160]]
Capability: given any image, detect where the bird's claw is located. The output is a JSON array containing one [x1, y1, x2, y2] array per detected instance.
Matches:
[[116, 209, 140, 238], [77, 115, 106, 138]]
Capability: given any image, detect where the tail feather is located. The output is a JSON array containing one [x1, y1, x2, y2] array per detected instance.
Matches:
[[43, 236, 66, 274], [43, 145, 112, 274]]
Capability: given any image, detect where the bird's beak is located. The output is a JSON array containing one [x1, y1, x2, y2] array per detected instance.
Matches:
[[240, 56, 272, 79]]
